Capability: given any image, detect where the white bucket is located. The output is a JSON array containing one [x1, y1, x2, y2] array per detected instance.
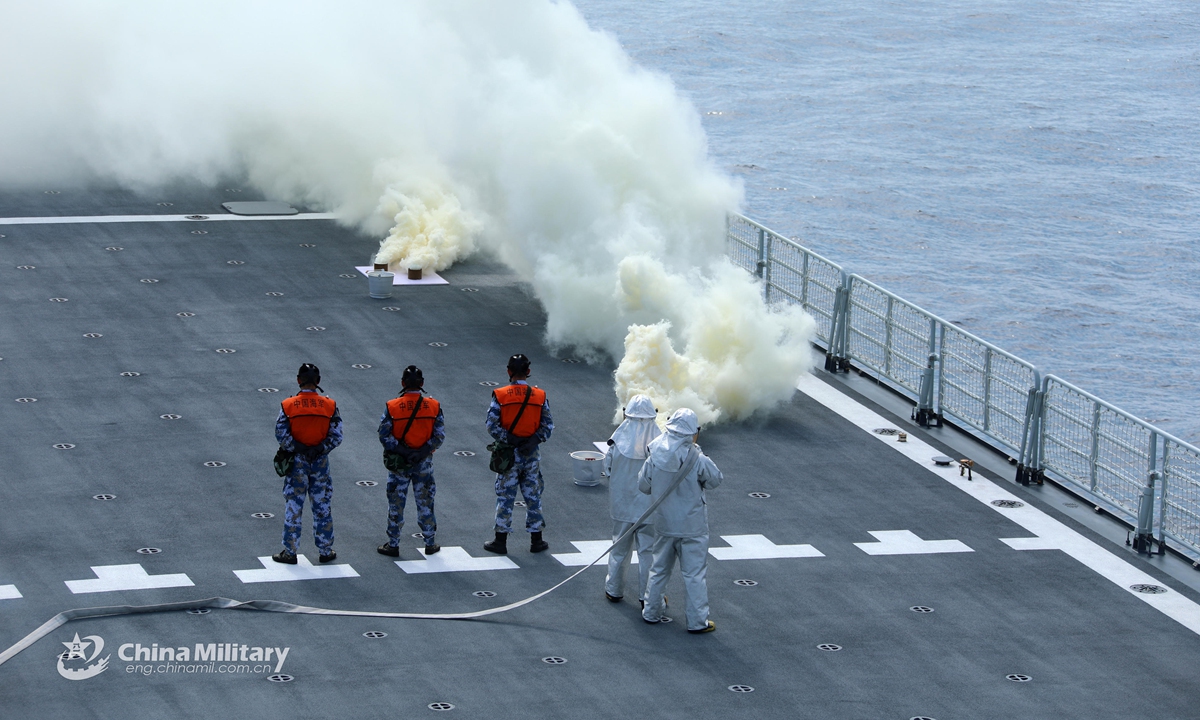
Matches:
[[570, 450, 605, 486], [368, 271, 394, 299]]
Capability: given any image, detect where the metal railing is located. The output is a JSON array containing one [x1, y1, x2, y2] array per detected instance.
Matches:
[[726, 213, 845, 348], [726, 211, 1200, 562], [1038, 375, 1161, 549]]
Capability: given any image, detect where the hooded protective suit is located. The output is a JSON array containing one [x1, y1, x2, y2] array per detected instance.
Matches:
[[637, 408, 723, 631], [603, 395, 660, 602]]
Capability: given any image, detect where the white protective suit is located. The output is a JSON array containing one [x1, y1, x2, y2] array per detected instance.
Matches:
[[637, 408, 723, 630], [603, 395, 661, 602]]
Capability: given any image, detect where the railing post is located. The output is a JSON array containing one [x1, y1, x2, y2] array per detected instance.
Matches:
[[1034, 376, 1048, 485], [800, 252, 810, 308], [1158, 443, 1170, 552], [1133, 432, 1159, 555], [982, 348, 993, 433], [824, 272, 851, 373], [913, 318, 939, 427], [762, 231, 774, 303], [755, 227, 767, 279], [1016, 376, 1044, 486], [1088, 403, 1102, 492], [883, 296, 895, 377]]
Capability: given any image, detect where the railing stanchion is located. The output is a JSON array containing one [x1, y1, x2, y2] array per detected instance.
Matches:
[[763, 230, 774, 303], [824, 272, 851, 373], [1134, 432, 1160, 554], [1012, 374, 1041, 487]]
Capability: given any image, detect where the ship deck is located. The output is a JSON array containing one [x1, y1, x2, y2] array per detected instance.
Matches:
[[2, 185, 1199, 719]]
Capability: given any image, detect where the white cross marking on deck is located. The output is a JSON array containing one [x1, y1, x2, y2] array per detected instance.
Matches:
[[552, 541, 638, 567], [0, 585, 22, 600], [395, 547, 519, 574], [65, 564, 195, 594], [853, 530, 974, 556], [708, 534, 825, 560], [233, 556, 360, 584]]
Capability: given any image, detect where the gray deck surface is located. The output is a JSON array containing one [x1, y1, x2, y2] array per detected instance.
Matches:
[[2, 185, 1198, 719]]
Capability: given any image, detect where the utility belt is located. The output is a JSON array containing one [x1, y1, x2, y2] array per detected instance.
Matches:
[[383, 447, 430, 474], [273, 444, 330, 476]]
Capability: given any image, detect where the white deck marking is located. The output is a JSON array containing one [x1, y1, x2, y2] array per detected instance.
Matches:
[[797, 373, 1200, 636], [553, 541, 638, 567], [65, 564, 194, 594], [593, 441, 608, 453], [353, 266, 448, 285], [0, 585, 22, 600], [1000, 536, 1063, 551], [709, 534, 825, 560], [395, 547, 519, 574], [0, 212, 335, 225], [853, 530, 973, 556], [233, 556, 360, 584]]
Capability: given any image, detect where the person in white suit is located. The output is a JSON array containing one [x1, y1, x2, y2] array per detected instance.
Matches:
[[603, 395, 661, 606], [638, 408, 722, 633]]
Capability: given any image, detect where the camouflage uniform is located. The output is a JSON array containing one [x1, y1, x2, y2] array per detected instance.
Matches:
[[378, 406, 445, 547], [486, 382, 553, 534], [275, 398, 343, 555]]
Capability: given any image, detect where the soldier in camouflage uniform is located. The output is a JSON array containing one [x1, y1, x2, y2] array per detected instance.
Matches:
[[377, 365, 445, 557], [274, 363, 343, 564], [483, 354, 554, 555]]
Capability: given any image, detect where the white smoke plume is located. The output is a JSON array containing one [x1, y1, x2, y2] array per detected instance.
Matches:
[[373, 183, 479, 272], [0, 0, 815, 424]]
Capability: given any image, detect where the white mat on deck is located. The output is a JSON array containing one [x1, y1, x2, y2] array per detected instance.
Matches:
[[354, 267, 448, 285]]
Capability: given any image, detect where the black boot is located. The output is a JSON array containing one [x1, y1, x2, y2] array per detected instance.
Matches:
[[529, 531, 549, 553], [483, 532, 508, 555]]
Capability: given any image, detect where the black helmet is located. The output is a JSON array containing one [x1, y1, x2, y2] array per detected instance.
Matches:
[[507, 353, 531, 376], [401, 365, 424, 390], [297, 363, 321, 386]]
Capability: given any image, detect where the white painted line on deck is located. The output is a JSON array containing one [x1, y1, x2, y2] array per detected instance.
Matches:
[[0, 212, 335, 226], [233, 556, 359, 584], [65, 564, 194, 594], [853, 530, 973, 556], [553, 541, 638, 567], [0, 585, 22, 600], [797, 373, 1200, 637], [709, 534, 825, 560], [395, 547, 519, 574]]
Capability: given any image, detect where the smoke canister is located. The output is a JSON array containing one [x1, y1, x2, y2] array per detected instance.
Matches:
[[368, 271, 394, 299], [407, 267, 423, 281], [373, 262, 388, 271]]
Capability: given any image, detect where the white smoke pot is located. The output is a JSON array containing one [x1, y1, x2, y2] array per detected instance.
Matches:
[[570, 450, 605, 486], [368, 271, 394, 299]]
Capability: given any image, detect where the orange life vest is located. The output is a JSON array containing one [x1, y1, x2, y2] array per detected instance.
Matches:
[[386, 393, 441, 449], [282, 392, 336, 446], [494, 384, 545, 438]]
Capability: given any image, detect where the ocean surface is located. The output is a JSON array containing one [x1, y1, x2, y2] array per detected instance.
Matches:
[[575, 0, 1200, 443]]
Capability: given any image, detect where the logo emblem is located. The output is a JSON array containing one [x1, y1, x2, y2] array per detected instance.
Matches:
[[57, 633, 109, 680]]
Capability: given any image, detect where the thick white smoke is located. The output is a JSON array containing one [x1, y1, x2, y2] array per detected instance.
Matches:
[[0, 1, 815, 423]]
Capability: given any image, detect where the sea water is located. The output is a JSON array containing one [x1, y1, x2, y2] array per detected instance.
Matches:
[[575, 0, 1200, 442]]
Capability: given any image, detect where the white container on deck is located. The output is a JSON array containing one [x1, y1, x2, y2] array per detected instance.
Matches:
[[570, 450, 605, 486], [368, 271, 394, 298]]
